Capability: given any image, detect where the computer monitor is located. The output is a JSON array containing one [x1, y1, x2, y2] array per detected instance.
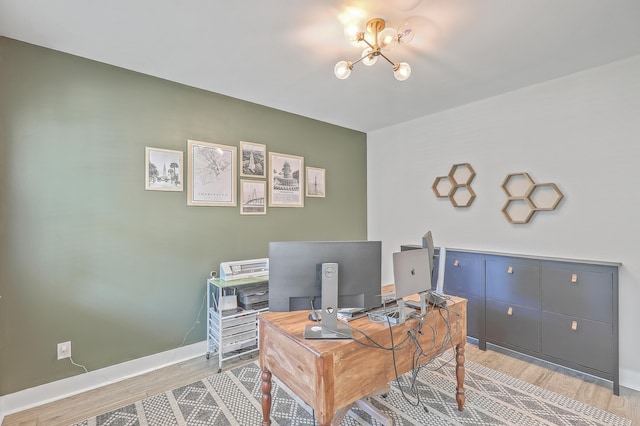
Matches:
[[421, 230, 447, 293], [268, 240, 383, 339], [435, 247, 446, 296], [422, 231, 435, 276]]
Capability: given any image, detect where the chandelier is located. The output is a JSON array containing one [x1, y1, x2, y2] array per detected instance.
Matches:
[[334, 17, 414, 81]]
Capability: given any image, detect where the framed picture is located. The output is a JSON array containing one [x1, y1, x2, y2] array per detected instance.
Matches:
[[187, 139, 237, 206], [145, 147, 184, 191], [240, 141, 266, 178], [240, 180, 267, 215], [306, 167, 326, 198], [269, 152, 304, 207]]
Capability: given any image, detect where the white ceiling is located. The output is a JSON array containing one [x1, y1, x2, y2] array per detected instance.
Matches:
[[2, 0, 640, 133]]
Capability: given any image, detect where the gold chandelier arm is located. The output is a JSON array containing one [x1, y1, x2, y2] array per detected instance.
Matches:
[[349, 55, 367, 67], [377, 51, 397, 67], [361, 38, 375, 50], [345, 39, 377, 68]]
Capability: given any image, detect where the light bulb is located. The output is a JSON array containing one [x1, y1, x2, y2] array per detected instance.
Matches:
[[344, 24, 361, 43], [334, 61, 352, 79], [378, 28, 398, 50], [361, 48, 378, 66], [398, 21, 415, 43], [394, 62, 411, 81], [339, 7, 366, 40]]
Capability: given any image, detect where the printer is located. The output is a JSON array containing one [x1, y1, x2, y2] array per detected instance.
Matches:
[[236, 283, 269, 310]]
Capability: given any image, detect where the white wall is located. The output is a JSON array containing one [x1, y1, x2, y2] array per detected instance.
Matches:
[[367, 55, 640, 391]]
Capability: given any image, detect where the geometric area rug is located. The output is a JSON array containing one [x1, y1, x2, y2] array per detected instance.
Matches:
[[72, 355, 631, 426]]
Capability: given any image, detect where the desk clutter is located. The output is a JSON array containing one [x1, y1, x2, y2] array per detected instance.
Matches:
[[335, 291, 453, 325], [207, 245, 454, 375]]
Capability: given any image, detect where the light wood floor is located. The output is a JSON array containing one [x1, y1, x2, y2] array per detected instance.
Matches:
[[3, 343, 639, 425]]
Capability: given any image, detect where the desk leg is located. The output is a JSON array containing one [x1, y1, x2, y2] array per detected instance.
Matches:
[[261, 369, 272, 426], [455, 343, 466, 411]]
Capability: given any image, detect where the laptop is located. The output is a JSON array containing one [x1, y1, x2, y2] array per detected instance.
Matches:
[[393, 248, 433, 300]]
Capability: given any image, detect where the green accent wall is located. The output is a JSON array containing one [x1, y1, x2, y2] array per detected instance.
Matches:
[[0, 37, 367, 395]]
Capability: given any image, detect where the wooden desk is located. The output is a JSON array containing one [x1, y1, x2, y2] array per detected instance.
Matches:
[[259, 296, 467, 426]]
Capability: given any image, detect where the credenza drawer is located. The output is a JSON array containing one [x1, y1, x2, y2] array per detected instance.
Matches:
[[444, 251, 482, 296], [542, 311, 614, 374], [541, 263, 613, 323], [486, 298, 540, 352], [486, 258, 540, 309]]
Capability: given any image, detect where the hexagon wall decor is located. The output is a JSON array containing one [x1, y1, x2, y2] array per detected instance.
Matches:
[[501, 173, 564, 223], [432, 176, 454, 198], [432, 163, 476, 207]]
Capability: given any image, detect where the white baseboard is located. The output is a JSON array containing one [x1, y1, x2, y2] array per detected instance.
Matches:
[[621, 368, 640, 393], [0, 341, 207, 422]]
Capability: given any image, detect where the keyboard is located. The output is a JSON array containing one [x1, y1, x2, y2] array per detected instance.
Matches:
[[337, 308, 368, 322]]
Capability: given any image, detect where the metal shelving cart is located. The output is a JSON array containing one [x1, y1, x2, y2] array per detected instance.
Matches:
[[206, 277, 268, 372]]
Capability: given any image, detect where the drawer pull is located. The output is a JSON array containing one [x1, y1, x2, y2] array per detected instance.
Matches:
[[571, 273, 578, 283], [454, 260, 460, 267], [507, 266, 513, 274], [571, 320, 578, 331], [507, 306, 513, 316]]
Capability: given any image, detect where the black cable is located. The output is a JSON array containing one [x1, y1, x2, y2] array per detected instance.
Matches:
[[309, 298, 320, 323], [303, 300, 463, 424], [394, 299, 465, 413], [340, 317, 413, 350], [385, 310, 433, 411], [415, 303, 461, 375], [312, 300, 462, 416]]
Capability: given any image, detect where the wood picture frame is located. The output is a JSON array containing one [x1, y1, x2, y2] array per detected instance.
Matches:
[[187, 139, 237, 206], [269, 152, 304, 207], [145, 147, 184, 191], [240, 141, 266, 178]]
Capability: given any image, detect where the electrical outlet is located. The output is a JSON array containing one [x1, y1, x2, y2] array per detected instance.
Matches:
[[57, 341, 71, 360]]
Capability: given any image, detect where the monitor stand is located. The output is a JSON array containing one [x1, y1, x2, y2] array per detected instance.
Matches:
[[304, 263, 353, 339]]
